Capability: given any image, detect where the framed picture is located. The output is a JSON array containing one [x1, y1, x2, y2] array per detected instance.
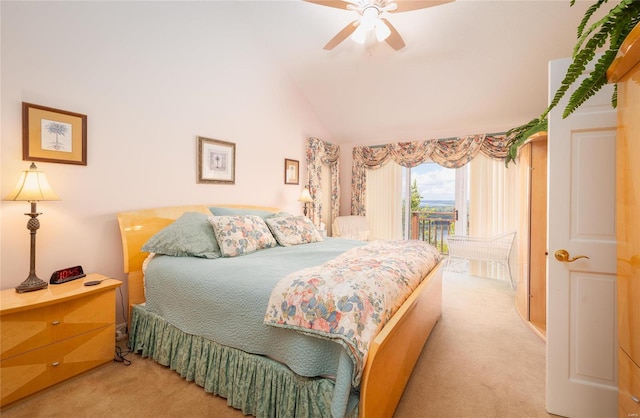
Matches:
[[23, 102, 87, 165], [284, 158, 299, 185], [197, 136, 235, 184]]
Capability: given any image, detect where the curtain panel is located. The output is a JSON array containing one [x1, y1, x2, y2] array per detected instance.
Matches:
[[351, 134, 510, 215], [469, 153, 519, 280], [306, 137, 340, 226], [366, 161, 403, 240]]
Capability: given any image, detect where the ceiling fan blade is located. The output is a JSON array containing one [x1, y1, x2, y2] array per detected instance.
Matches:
[[390, 0, 454, 13], [381, 18, 405, 50], [323, 21, 358, 50], [303, 0, 353, 10]]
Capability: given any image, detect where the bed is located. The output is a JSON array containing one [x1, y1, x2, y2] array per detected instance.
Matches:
[[117, 204, 443, 418]]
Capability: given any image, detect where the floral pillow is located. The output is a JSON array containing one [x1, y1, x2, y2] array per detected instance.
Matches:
[[207, 215, 277, 257], [141, 212, 220, 258], [265, 215, 323, 247]]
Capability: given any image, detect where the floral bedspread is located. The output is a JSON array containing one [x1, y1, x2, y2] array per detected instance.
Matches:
[[263, 240, 440, 385]]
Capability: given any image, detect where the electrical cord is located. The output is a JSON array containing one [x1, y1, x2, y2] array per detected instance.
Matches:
[[114, 285, 132, 366], [114, 345, 131, 366]]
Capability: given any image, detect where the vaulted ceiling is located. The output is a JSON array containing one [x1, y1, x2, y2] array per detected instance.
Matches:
[[242, 0, 601, 144]]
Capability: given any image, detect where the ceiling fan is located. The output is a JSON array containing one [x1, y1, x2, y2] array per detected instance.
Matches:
[[304, 0, 454, 51]]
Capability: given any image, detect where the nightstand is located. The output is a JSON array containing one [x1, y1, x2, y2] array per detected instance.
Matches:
[[0, 274, 121, 407]]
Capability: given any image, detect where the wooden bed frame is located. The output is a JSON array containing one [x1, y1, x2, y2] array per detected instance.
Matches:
[[117, 204, 443, 418]]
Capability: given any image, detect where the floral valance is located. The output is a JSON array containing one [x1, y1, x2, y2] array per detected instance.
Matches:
[[306, 137, 340, 226], [351, 134, 511, 215]]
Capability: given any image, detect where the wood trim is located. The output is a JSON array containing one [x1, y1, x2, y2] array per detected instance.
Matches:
[[618, 347, 640, 416], [1, 290, 115, 360], [359, 261, 442, 417], [117, 204, 280, 273], [0, 274, 120, 315], [607, 22, 640, 83], [1, 326, 113, 406], [0, 279, 119, 407]]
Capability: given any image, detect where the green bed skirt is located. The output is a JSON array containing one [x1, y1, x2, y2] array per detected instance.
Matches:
[[129, 304, 358, 418]]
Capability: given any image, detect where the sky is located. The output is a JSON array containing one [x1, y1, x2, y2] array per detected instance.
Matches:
[[409, 162, 456, 201]]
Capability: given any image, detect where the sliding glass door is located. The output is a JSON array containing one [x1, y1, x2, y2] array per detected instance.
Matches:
[[402, 162, 468, 253]]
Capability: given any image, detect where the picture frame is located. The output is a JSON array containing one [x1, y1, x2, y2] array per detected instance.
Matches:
[[197, 136, 235, 184], [23, 102, 87, 165], [284, 158, 299, 185]]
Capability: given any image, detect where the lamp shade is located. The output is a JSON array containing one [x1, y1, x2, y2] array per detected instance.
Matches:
[[4, 163, 59, 202], [298, 187, 313, 203]]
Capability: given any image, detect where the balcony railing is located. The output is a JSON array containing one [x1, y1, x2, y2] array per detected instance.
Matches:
[[410, 211, 455, 254]]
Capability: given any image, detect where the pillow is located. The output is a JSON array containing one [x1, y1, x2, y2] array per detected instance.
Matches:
[[265, 215, 323, 247], [209, 206, 275, 220], [141, 212, 220, 258], [207, 215, 277, 257], [268, 211, 294, 218]]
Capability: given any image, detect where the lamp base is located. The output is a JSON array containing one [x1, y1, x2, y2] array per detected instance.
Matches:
[[15, 273, 49, 293]]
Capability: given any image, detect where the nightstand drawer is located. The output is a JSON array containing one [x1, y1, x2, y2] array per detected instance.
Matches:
[[1, 290, 115, 360], [619, 348, 640, 416], [0, 324, 114, 406]]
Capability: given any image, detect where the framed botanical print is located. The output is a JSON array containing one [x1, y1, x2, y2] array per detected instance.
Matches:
[[23, 102, 87, 165], [197, 136, 235, 184], [285, 158, 299, 185]]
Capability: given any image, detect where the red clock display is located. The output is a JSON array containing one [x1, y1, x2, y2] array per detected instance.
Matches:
[[50, 266, 86, 284]]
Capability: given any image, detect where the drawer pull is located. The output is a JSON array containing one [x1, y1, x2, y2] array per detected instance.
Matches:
[[632, 395, 640, 403], [51, 361, 60, 367], [51, 320, 60, 325]]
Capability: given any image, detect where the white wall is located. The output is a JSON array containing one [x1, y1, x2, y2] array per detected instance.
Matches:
[[0, 2, 332, 323]]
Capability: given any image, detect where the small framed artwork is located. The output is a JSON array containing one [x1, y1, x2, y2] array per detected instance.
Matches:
[[284, 158, 299, 185], [197, 136, 235, 184], [23, 102, 87, 165]]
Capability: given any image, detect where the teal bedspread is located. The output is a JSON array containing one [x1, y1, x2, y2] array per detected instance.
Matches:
[[139, 238, 367, 417]]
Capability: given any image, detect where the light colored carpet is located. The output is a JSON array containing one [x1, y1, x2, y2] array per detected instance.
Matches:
[[394, 271, 552, 418], [1, 271, 552, 418]]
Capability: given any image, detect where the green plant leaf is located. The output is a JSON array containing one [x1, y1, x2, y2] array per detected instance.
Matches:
[[563, 48, 618, 117], [504, 0, 640, 167], [575, 0, 608, 47], [504, 118, 548, 166]]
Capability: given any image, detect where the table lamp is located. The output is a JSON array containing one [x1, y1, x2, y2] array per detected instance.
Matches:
[[4, 163, 59, 293], [298, 186, 313, 217]]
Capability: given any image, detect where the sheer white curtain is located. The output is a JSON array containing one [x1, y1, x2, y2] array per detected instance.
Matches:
[[468, 154, 519, 280], [365, 160, 403, 240]]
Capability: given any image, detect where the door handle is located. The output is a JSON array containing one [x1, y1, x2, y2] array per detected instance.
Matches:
[[554, 249, 589, 263]]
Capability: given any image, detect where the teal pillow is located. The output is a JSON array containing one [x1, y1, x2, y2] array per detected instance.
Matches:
[[209, 206, 275, 220], [142, 212, 220, 258]]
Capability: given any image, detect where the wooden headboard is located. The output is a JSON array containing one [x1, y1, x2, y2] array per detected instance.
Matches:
[[116, 204, 279, 319]]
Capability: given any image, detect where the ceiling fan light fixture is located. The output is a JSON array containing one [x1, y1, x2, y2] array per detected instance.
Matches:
[[360, 7, 379, 27], [351, 24, 368, 44], [374, 20, 391, 41], [306, 0, 454, 51], [351, 7, 384, 44]]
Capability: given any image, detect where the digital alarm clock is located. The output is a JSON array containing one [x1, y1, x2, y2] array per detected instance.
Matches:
[[50, 265, 86, 284]]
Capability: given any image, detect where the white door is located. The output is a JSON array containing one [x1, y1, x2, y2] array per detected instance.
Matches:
[[546, 58, 618, 417]]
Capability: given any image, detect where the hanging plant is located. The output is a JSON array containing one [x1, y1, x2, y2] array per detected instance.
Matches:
[[505, 0, 640, 165]]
